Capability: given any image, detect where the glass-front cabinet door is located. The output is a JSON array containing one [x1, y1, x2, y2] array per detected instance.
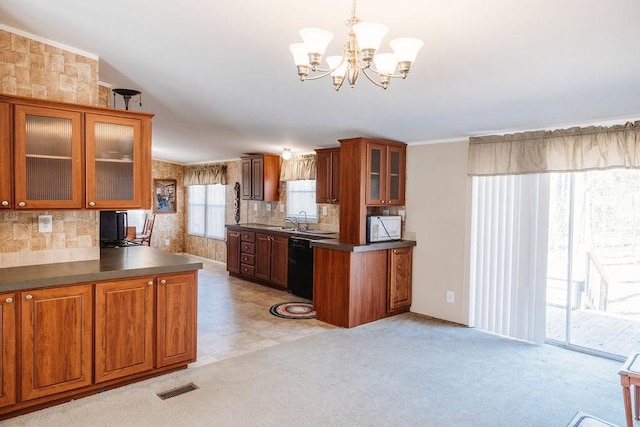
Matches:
[[366, 142, 385, 205], [85, 114, 143, 209], [14, 105, 83, 209], [386, 145, 405, 206], [0, 103, 12, 209]]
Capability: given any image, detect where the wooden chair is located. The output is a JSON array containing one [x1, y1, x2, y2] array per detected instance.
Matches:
[[133, 214, 155, 246]]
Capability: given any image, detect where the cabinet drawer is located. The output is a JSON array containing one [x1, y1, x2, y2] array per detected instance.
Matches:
[[240, 264, 255, 276], [241, 253, 255, 266], [241, 232, 255, 242], [241, 242, 255, 254]]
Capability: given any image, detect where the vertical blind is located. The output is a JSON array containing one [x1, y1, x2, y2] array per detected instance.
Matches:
[[469, 174, 550, 343]]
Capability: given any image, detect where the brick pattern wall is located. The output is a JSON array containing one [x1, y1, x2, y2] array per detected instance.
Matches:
[[0, 29, 99, 105], [0, 28, 101, 267]]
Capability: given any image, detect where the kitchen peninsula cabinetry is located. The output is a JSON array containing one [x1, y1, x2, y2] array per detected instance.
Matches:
[[0, 248, 201, 419], [21, 284, 93, 401], [312, 240, 415, 328], [0, 103, 13, 209], [315, 147, 340, 204], [1, 94, 153, 210], [240, 154, 279, 201], [255, 232, 288, 288], [0, 293, 16, 408]]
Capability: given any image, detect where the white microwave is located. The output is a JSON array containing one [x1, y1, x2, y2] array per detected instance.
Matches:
[[367, 215, 402, 243]]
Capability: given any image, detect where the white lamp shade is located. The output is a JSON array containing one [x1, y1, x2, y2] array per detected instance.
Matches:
[[352, 22, 389, 50], [300, 28, 334, 55], [390, 37, 424, 63], [373, 53, 397, 75], [289, 43, 309, 66], [326, 55, 348, 77]]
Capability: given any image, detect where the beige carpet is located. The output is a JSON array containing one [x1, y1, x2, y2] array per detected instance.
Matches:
[[5, 313, 626, 426]]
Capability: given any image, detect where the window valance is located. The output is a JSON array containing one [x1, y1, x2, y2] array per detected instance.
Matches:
[[280, 154, 316, 181], [183, 164, 227, 186], [468, 121, 640, 176]]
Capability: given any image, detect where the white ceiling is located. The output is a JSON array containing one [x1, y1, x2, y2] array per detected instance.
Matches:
[[1, 0, 639, 164]]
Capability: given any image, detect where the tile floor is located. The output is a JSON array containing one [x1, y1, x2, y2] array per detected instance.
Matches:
[[189, 256, 336, 368]]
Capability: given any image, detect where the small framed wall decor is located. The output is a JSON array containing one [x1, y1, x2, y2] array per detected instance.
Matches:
[[154, 179, 176, 213]]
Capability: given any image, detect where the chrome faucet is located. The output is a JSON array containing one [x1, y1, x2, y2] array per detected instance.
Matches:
[[298, 211, 307, 231], [284, 216, 298, 230]]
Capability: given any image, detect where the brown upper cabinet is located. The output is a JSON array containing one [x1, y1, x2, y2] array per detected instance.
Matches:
[[240, 154, 279, 201], [315, 147, 340, 204], [1, 94, 153, 210], [0, 103, 13, 209], [339, 137, 407, 244], [365, 141, 405, 206]]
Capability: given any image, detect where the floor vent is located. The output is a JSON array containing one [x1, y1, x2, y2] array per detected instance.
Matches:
[[157, 383, 199, 400]]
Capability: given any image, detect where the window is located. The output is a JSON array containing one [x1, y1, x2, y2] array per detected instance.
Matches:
[[286, 180, 318, 222], [188, 184, 226, 239]]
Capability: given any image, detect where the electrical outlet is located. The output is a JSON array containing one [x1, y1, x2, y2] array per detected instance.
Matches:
[[398, 209, 406, 221], [279, 204, 285, 213], [253, 203, 258, 211], [322, 206, 328, 216], [446, 291, 455, 304], [266, 203, 272, 212], [38, 214, 52, 233], [165, 239, 170, 246]]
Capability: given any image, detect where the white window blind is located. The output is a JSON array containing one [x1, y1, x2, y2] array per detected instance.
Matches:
[[286, 180, 318, 221], [188, 184, 226, 239], [469, 174, 550, 343]]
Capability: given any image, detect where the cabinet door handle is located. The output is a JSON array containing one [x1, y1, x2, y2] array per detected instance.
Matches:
[[230, 232, 240, 237], [147, 281, 154, 286], [89, 201, 96, 207], [1, 201, 8, 206], [25, 295, 33, 300], [160, 279, 167, 284], [18, 202, 26, 207], [5, 297, 13, 304]]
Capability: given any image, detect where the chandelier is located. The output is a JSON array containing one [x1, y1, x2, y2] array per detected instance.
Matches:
[[289, 0, 423, 91]]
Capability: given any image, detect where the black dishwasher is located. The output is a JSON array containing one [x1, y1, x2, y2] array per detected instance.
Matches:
[[288, 237, 314, 300]]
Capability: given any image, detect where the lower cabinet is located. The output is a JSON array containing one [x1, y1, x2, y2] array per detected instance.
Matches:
[[388, 247, 412, 312], [314, 246, 413, 328], [156, 273, 197, 367], [255, 232, 288, 288], [21, 285, 93, 401], [0, 270, 198, 419], [0, 293, 16, 409], [227, 226, 288, 290], [95, 277, 155, 383], [226, 229, 241, 274]]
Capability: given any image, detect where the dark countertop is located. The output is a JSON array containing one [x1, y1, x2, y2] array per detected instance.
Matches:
[[310, 238, 417, 252], [0, 246, 203, 292], [226, 223, 338, 240]]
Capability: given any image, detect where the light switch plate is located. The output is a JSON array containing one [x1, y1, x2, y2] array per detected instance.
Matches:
[[38, 215, 53, 233], [322, 206, 328, 216], [279, 204, 285, 213]]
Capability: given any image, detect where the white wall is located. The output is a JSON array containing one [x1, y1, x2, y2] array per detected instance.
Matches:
[[405, 141, 472, 325]]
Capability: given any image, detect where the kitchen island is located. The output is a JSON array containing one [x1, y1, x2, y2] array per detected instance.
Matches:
[[0, 246, 202, 419]]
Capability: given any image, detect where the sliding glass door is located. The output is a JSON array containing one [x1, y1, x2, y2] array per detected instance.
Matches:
[[546, 169, 640, 359]]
